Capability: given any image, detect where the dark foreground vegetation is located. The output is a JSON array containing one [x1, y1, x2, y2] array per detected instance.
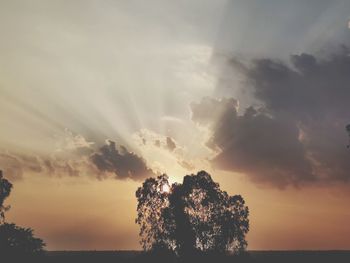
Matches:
[[4, 250, 350, 263], [0, 170, 46, 258], [2, 170, 350, 263], [136, 171, 249, 256]]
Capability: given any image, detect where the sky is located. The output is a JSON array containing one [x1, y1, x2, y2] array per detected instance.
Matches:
[[1, 0, 350, 250]]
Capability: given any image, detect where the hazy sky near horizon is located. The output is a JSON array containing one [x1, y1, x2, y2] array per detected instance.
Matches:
[[1, 0, 350, 250]]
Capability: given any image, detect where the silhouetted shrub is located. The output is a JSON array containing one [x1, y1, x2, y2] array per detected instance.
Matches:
[[0, 170, 46, 259], [0, 223, 45, 256], [0, 170, 12, 223]]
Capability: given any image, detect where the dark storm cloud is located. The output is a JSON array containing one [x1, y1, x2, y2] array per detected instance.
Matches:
[[90, 140, 156, 180], [193, 47, 350, 187], [191, 98, 313, 187], [241, 47, 350, 120]]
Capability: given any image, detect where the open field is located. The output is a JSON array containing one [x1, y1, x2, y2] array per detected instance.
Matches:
[[10, 250, 350, 263]]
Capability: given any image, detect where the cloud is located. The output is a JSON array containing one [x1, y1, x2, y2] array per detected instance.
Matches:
[[133, 128, 200, 173], [0, 131, 155, 182], [90, 140, 156, 180], [191, 98, 313, 187], [0, 152, 84, 180], [191, 97, 239, 127], [193, 47, 350, 187], [54, 129, 94, 154], [165, 137, 177, 152], [154, 140, 161, 148], [240, 48, 350, 120], [138, 130, 178, 153], [0, 153, 34, 181], [178, 160, 195, 171], [0, 130, 96, 180]]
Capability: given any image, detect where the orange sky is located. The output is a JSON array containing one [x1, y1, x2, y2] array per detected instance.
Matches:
[[5, 171, 350, 251]]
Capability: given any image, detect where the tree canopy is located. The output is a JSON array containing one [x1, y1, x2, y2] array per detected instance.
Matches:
[[135, 171, 249, 257]]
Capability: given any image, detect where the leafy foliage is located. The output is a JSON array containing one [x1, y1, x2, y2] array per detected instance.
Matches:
[[135, 171, 249, 256], [135, 175, 174, 251], [0, 223, 45, 256], [0, 170, 13, 223]]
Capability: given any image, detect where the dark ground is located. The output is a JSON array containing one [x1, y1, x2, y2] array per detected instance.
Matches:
[[5, 251, 350, 263]]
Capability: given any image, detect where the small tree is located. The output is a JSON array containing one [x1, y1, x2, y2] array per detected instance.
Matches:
[[0, 170, 45, 256], [135, 171, 249, 257], [0, 170, 13, 224]]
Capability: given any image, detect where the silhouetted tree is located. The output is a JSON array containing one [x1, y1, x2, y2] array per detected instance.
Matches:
[[135, 174, 174, 252], [166, 181, 197, 257], [135, 171, 249, 257], [0, 170, 13, 224], [0, 170, 45, 256], [0, 223, 45, 256]]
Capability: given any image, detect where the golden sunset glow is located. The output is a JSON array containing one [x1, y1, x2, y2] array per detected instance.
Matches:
[[1, 0, 350, 253]]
